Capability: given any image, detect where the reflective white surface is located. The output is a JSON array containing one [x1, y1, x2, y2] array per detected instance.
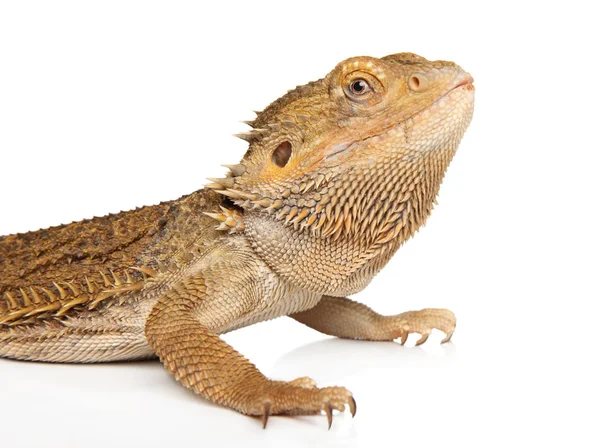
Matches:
[[0, 1, 598, 447], [2, 313, 597, 447]]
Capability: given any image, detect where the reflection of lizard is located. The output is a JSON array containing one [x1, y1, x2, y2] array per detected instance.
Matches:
[[0, 52, 474, 428]]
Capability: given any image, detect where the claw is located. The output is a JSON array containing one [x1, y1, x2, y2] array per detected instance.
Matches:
[[415, 333, 430, 346], [400, 332, 408, 346], [441, 330, 454, 344], [262, 404, 270, 429], [324, 403, 333, 430], [349, 396, 357, 418]]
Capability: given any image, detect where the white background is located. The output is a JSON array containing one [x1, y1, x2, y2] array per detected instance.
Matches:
[[0, 1, 598, 447]]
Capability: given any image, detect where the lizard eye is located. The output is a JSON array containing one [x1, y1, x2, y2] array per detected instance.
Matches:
[[272, 141, 292, 167], [341, 72, 383, 104], [348, 79, 371, 96]]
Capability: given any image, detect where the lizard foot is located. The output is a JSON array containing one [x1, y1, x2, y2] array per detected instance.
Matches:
[[247, 378, 356, 429], [390, 308, 456, 345]]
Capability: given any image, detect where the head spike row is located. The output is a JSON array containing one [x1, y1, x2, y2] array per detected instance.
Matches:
[[255, 127, 270, 136], [234, 127, 268, 144], [221, 164, 246, 177], [202, 206, 245, 233], [235, 131, 259, 143], [205, 177, 235, 190]]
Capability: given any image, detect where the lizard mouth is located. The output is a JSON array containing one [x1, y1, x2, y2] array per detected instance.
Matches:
[[454, 75, 475, 89], [404, 75, 474, 124], [324, 76, 475, 161], [375, 73, 475, 139]]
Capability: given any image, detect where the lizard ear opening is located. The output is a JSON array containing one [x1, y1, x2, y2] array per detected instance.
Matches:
[[272, 141, 292, 167]]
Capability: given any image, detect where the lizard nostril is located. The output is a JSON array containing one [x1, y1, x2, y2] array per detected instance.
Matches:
[[408, 75, 426, 92]]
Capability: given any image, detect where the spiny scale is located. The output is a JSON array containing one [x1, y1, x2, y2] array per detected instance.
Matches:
[[234, 129, 269, 144], [222, 164, 246, 176], [215, 128, 451, 250], [207, 177, 235, 188], [0, 268, 153, 325], [202, 207, 245, 233]]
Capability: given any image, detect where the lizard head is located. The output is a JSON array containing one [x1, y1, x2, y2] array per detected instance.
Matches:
[[206, 53, 474, 294], [207, 52, 474, 242]]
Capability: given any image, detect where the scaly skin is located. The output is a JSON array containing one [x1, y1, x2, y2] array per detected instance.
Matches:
[[0, 52, 474, 428]]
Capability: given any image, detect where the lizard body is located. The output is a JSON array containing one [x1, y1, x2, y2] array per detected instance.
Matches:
[[0, 52, 474, 427]]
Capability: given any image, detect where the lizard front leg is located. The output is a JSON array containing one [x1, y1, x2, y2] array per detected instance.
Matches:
[[145, 270, 355, 428], [290, 296, 455, 345]]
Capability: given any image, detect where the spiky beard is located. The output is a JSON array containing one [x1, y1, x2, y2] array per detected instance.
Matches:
[[200, 146, 456, 298], [204, 138, 455, 250]]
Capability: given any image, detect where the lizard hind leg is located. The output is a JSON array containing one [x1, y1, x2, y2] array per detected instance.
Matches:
[[291, 296, 456, 345]]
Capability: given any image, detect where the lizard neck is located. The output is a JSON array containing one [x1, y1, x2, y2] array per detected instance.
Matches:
[[242, 145, 456, 296]]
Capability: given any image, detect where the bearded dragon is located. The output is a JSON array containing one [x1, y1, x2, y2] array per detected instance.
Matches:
[[0, 52, 474, 428]]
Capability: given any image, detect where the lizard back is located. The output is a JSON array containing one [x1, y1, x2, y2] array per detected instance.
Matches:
[[0, 189, 223, 327]]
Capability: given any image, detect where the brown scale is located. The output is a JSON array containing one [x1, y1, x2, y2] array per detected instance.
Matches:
[[0, 203, 171, 287], [0, 189, 226, 324], [0, 268, 156, 326]]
